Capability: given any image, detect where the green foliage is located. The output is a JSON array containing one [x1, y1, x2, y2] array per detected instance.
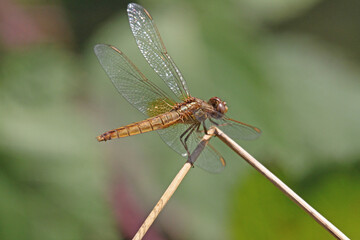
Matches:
[[228, 164, 360, 239], [0, 47, 118, 240], [0, 0, 359, 239]]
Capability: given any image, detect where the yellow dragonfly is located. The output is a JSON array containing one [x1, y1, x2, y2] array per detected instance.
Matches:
[[95, 3, 261, 172]]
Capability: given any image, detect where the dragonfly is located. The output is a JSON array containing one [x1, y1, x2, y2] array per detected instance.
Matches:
[[95, 3, 261, 172]]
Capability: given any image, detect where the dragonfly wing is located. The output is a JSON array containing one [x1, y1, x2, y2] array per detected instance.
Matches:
[[213, 117, 261, 140], [192, 129, 226, 173], [94, 44, 174, 117], [127, 3, 190, 100], [157, 123, 226, 173]]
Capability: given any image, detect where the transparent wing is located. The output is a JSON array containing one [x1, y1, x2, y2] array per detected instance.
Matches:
[[157, 123, 226, 173], [94, 44, 175, 117], [127, 3, 190, 101], [214, 117, 261, 140]]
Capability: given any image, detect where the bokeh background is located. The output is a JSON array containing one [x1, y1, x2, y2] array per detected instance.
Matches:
[[1, 0, 359, 239]]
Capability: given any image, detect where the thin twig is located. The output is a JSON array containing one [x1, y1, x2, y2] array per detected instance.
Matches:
[[132, 128, 215, 240], [133, 126, 349, 240], [214, 127, 350, 240]]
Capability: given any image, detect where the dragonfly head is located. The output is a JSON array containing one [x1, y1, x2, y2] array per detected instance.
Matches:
[[208, 97, 228, 115]]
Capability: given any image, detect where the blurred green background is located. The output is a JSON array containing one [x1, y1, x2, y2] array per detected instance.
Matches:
[[1, 0, 359, 239]]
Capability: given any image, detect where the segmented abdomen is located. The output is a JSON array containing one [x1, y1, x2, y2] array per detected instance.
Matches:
[[97, 111, 182, 142]]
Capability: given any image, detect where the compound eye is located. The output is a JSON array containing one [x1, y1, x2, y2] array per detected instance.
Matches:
[[217, 103, 227, 114]]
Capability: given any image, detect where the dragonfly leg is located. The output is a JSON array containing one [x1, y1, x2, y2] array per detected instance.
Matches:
[[180, 123, 199, 158], [180, 124, 196, 157], [184, 123, 200, 161], [203, 122, 208, 135], [183, 124, 198, 147], [195, 123, 201, 132]]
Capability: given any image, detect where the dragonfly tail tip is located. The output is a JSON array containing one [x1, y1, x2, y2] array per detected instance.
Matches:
[[96, 135, 104, 142]]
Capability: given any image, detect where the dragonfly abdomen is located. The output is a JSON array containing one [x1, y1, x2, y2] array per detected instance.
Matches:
[[97, 111, 181, 142]]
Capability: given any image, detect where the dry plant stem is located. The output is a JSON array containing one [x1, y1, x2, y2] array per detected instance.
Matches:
[[132, 162, 192, 240], [214, 127, 350, 240], [132, 129, 215, 240]]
